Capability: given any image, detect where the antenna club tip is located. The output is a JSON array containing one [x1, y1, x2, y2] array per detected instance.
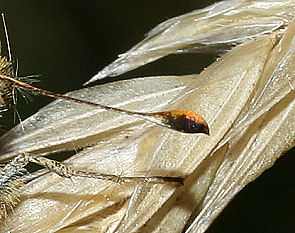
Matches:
[[160, 110, 210, 134]]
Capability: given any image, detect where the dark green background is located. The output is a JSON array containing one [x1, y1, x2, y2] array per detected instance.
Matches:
[[1, 1, 294, 232]]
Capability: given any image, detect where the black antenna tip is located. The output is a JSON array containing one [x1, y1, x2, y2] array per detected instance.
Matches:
[[159, 110, 210, 134]]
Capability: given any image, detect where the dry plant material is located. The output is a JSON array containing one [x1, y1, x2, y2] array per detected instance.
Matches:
[[0, 55, 207, 219], [87, 0, 295, 84], [1, 1, 295, 232], [0, 13, 207, 224]]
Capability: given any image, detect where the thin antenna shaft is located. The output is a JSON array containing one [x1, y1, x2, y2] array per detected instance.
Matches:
[[1, 74, 209, 134], [1, 13, 12, 62]]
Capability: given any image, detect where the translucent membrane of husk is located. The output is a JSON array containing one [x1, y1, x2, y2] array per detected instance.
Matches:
[[87, 0, 295, 84]]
